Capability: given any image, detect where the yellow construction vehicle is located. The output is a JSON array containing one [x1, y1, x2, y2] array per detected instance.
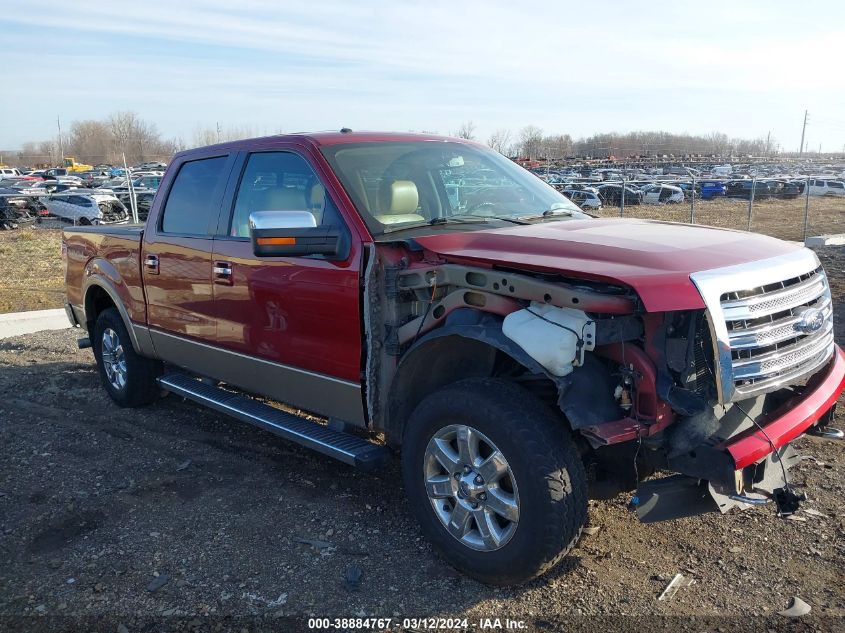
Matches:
[[63, 157, 94, 172]]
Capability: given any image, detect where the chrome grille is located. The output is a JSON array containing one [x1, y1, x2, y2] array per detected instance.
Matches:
[[723, 267, 833, 397], [690, 250, 835, 403]]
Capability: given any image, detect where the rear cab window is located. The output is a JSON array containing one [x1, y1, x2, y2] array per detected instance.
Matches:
[[160, 156, 229, 235]]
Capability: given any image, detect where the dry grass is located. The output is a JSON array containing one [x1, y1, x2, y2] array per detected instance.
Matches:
[[0, 228, 64, 313], [596, 195, 845, 242]]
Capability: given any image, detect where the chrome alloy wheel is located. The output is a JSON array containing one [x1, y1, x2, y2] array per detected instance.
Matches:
[[100, 327, 127, 391], [423, 424, 520, 551]]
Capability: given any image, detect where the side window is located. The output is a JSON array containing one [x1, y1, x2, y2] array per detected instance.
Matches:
[[160, 156, 228, 235], [229, 151, 343, 238], [66, 195, 90, 206]]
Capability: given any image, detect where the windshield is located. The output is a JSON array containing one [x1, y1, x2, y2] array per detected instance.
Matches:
[[320, 141, 587, 237]]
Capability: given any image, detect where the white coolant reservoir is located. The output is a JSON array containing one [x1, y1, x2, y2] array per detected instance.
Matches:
[[502, 302, 596, 376]]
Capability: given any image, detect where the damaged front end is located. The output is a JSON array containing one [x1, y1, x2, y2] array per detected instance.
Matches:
[[634, 249, 845, 521], [370, 244, 844, 525]]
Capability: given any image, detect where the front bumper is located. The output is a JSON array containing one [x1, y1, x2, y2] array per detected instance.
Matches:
[[635, 345, 845, 522], [724, 344, 845, 469]]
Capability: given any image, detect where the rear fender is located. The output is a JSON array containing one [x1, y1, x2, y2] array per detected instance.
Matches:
[[82, 258, 153, 355]]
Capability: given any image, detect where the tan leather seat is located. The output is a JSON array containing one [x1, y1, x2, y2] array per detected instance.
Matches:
[[309, 182, 326, 224], [254, 187, 308, 212], [374, 180, 424, 225]]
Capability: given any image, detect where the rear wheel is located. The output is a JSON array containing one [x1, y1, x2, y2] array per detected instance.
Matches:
[[93, 308, 161, 407], [402, 378, 588, 585]]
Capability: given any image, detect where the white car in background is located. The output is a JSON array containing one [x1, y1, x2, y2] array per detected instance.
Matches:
[[562, 189, 603, 210], [808, 178, 845, 196], [640, 183, 685, 204], [39, 190, 129, 225]]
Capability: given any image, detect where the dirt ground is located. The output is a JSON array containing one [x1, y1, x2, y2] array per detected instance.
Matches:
[[1, 251, 844, 631]]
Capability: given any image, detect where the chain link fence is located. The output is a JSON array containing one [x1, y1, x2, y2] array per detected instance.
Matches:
[[560, 176, 845, 243], [1, 171, 844, 315]]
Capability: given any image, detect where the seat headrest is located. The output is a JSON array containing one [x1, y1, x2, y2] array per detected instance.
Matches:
[[378, 180, 419, 215], [309, 182, 325, 210], [255, 187, 307, 211]]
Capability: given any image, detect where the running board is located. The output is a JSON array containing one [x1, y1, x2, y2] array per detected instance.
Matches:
[[157, 373, 390, 471]]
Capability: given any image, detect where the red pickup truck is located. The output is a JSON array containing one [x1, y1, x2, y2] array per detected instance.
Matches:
[[63, 131, 845, 585]]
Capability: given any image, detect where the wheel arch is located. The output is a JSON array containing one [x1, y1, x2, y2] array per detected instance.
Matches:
[[83, 277, 142, 353], [384, 310, 563, 447]]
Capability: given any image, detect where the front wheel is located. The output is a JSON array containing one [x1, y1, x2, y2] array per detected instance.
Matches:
[[402, 378, 588, 585]]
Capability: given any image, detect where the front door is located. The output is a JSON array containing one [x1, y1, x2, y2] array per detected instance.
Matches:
[[209, 149, 366, 425]]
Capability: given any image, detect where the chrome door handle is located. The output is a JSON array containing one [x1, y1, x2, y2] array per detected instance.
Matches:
[[144, 254, 159, 274], [214, 261, 233, 285]]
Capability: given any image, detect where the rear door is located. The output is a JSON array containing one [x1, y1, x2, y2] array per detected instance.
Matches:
[[208, 146, 367, 425], [142, 152, 236, 354]]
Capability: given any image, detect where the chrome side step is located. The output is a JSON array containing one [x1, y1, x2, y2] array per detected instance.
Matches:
[[157, 373, 390, 471]]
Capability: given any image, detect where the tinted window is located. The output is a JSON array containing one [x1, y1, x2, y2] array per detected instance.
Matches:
[[830, 181, 844, 189], [160, 156, 227, 235], [229, 151, 343, 238]]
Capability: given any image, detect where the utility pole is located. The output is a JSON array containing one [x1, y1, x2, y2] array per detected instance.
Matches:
[[799, 110, 808, 156], [216, 122, 221, 144], [57, 115, 64, 163]]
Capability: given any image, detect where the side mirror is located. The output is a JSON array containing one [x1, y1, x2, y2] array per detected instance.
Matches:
[[249, 210, 342, 258]]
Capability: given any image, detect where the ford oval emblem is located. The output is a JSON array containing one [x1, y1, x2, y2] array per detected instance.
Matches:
[[795, 307, 824, 335]]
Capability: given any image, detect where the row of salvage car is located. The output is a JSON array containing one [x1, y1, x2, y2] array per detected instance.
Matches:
[[0, 186, 131, 229], [0, 169, 162, 230], [553, 177, 840, 211]]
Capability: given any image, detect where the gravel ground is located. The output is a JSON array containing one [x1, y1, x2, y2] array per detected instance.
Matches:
[[1, 250, 844, 631]]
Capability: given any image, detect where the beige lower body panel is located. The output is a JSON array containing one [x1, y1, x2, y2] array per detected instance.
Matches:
[[145, 328, 366, 427]]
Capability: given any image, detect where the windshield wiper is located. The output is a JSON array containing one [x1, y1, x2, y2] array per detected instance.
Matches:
[[381, 214, 530, 234], [516, 208, 581, 222], [443, 214, 533, 226]]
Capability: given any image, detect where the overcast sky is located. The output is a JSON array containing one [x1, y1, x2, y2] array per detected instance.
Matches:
[[1, 0, 844, 152]]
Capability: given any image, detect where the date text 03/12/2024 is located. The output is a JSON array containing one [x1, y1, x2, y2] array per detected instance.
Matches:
[[307, 617, 528, 630]]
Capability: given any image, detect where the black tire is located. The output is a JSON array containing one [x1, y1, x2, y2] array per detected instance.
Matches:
[[93, 307, 161, 407], [402, 378, 588, 585]]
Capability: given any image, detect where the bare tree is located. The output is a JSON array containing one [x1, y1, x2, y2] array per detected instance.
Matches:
[[487, 128, 512, 155], [542, 134, 573, 160], [519, 125, 544, 159], [17, 142, 48, 167], [65, 120, 112, 164], [453, 121, 476, 140], [569, 130, 770, 159], [107, 111, 172, 164], [189, 124, 261, 149], [38, 140, 59, 166]]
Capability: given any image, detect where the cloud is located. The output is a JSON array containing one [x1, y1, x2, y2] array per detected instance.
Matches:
[[0, 0, 843, 149]]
